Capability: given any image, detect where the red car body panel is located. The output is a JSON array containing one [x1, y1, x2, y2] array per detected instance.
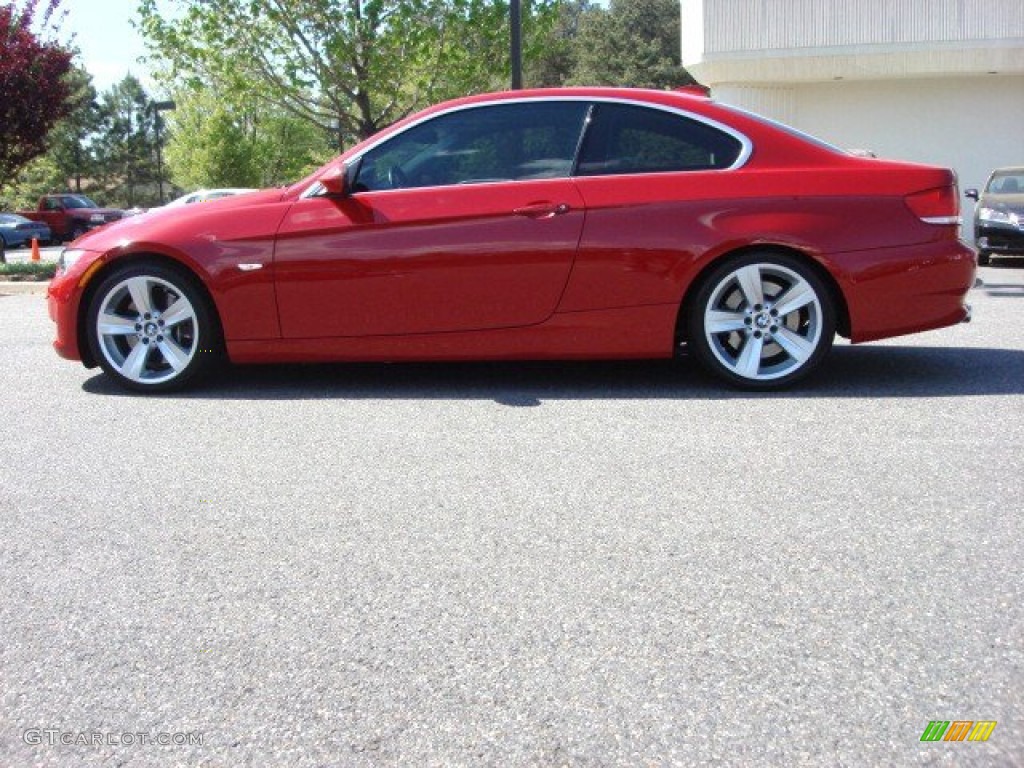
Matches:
[[227, 304, 678, 364], [274, 178, 586, 337], [47, 87, 975, 370]]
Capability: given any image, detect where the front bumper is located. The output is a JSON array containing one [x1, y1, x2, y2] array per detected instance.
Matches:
[[976, 223, 1024, 255], [47, 251, 106, 363]]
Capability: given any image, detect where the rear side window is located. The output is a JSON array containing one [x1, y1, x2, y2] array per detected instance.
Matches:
[[576, 103, 743, 176]]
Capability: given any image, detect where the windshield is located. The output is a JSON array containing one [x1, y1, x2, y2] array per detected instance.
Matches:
[[987, 172, 1024, 195], [63, 195, 100, 209]]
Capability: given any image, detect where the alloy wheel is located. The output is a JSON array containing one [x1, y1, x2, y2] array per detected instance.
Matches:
[[94, 274, 200, 386], [690, 256, 835, 388]]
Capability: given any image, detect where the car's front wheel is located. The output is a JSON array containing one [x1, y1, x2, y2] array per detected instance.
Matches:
[[687, 253, 836, 389], [977, 250, 990, 266], [86, 262, 220, 392]]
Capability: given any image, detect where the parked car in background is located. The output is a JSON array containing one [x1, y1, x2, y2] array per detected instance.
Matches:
[[165, 189, 259, 207], [0, 213, 52, 249], [966, 167, 1024, 265], [48, 87, 974, 393], [17, 195, 124, 243], [122, 189, 260, 218]]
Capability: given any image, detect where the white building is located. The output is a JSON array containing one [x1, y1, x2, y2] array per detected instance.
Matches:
[[681, 0, 1024, 239]]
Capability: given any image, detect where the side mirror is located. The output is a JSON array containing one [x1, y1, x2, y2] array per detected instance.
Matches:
[[319, 165, 349, 196], [965, 188, 979, 201]]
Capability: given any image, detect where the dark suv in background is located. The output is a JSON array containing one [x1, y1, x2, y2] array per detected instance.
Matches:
[[966, 167, 1024, 265]]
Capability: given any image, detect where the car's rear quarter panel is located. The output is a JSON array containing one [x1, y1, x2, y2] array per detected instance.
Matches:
[[562, 161, 974, 344]]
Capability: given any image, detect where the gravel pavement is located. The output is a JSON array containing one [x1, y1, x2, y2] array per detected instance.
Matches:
[[1, 265, 1021, 766]]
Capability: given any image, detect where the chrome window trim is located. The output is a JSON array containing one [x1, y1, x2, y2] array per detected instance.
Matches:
[[303, 95, 754, 199]]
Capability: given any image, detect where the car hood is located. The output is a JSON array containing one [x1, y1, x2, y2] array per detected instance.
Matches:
[[980, 193, 1024, 208], [71, 188, 290, 255]]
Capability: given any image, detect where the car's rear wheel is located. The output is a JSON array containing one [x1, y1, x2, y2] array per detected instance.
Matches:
[[688, 253, 835, 389], [86, 262, 220, 392], [977, 250, 990, 266]]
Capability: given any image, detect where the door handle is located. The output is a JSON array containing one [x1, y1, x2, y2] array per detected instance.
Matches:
[[513, 202, 571, 219]]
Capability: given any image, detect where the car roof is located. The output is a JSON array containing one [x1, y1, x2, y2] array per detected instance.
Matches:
[[336, 87, 770, 166], [398, 87, 716, 125]]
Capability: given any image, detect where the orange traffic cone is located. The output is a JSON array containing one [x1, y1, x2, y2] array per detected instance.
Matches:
[[30, 238, 41, 262]]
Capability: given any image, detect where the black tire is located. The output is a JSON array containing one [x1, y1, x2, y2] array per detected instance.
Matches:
[[86, 261, 222, 393], [977, 250, 990, 266], [687, 252, 836, 389], [67, 225, 87, 243]]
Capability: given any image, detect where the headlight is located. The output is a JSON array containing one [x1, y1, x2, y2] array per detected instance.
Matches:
[[58, 248, 88, 272], [978, 207, 1011, 223]]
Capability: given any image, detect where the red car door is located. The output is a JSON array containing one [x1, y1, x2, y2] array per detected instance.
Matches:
[[273, 180, 585, 338], [273, 100, 590, 339]]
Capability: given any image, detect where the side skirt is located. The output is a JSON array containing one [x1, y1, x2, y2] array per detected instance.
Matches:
[[226, 304, 679, 364]]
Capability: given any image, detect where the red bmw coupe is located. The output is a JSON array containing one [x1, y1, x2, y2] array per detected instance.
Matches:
[[48, 87, 975, 392]]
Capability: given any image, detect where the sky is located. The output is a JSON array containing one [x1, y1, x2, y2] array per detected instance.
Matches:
[[59, 0, 158, 93]]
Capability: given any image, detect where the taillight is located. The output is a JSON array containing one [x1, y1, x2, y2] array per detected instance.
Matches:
[[905, 185, 960, 225]]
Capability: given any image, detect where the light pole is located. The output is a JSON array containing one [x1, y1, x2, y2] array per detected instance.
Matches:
[[510, 0, 522, 90], [151, 99, 176, 205]]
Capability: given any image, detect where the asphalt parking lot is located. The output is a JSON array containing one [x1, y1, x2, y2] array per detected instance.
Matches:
[[1, 264, 1021, 766]]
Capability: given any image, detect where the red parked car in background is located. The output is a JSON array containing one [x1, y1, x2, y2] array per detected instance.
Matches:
[[47, 87, 974, 392], [19, 194, 124, 242]]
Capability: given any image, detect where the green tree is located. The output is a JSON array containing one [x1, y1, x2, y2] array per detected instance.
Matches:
[[0, 153, 64, 210], [569, 0, 693, 89], [91, 74, 161, 207], [137, 0, 560, 151], [527, 0, 591, 87], [253, 111, 335, 186], [42, 65, 104, 194], [163, 86, 331, 191]]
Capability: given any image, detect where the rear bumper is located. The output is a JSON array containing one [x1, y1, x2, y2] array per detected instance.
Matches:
[[837, 238, 976, 343]]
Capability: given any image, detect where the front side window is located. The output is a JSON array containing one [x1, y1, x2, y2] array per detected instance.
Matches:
[[355, 101, 590, 192], [577, 103, 743, 176]]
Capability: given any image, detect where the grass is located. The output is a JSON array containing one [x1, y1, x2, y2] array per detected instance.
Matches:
[[0, 261, 57, 281]]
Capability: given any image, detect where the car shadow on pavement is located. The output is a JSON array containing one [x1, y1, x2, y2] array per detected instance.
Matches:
[[82, 345, 1024, 402]]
